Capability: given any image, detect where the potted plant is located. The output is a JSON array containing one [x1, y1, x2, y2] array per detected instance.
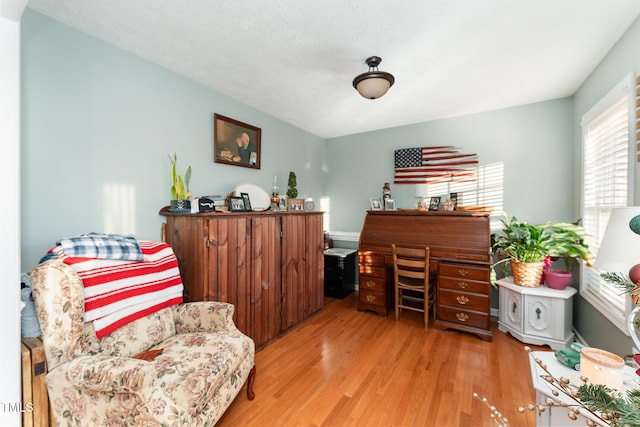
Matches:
[[491, 216, 594, 287], [168, 153, 192, 211], [286, 171, 298, 199]]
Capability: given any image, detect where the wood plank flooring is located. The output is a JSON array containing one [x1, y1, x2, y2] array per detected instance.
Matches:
[[218, 293, 547, 427]]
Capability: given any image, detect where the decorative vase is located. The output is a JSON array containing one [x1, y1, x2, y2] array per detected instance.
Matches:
[[510, 260, 544, 287], [170, 199, 191, 211], [544, 269, 572, 290]]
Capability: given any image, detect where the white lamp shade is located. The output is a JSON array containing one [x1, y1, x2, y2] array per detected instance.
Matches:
[[355, 77, 391, 99], [594, 207, 640, 273]]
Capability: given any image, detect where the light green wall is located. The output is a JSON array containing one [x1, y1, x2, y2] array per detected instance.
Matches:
[[325, 98, 575, 234], [571, 15, 640, 356], [20, 10, 325, 268]]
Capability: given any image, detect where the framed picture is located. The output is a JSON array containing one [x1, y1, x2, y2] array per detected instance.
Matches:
[[370, 198, 382, 211], [288, 199, 304, 211], [449, 192, 459, 209], [429, 196, 441, 211], [384, 198, 396, 211], [241, 192, 252, 211], [278, 195, 288, 211], [228, 196, 246, 212], [214, 113, 261, 169]]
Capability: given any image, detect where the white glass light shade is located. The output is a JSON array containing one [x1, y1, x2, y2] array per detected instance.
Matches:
[[355, 76, 392, 99], [352, 56, 395, 99], [594, 207, 640, 273]]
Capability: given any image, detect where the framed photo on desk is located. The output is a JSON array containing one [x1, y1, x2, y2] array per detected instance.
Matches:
[[429, 197, 441, 211], [370, 198, 382, 210], [384, 199, 396, 211]]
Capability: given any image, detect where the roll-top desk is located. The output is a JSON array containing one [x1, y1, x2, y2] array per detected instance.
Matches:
[[358, 210, 492, 341]]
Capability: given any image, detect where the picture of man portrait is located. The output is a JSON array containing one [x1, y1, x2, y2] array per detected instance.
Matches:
[[214, 114, 261, 169]]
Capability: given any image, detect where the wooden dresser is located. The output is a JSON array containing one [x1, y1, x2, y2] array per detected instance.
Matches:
[[358, 210, 492, 341], [160, 207, 324, 348]]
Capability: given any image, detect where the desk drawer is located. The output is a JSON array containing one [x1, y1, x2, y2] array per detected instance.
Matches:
[[359, 289, 385, 307], [438, 288, 489, 312], [359, 275, 385, 292], [359, 264, 385, 278], [359, 252, 385, 267], [438, 276, 489, 294], [437, 306, 490, 330], [439, 263, 489, 281]]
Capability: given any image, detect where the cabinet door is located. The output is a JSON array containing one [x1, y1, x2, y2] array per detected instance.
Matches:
[[281, 215, 306, 330], [499, 286, 523, 334], [305, 213, 324, 316], [206, 217, 252, 338], [164, 216, 209, 302], [523, 295, 553, 339], [251, 216, 281, 347], [281, 214, 324, 331]]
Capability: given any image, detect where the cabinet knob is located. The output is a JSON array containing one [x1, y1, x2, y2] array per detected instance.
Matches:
[[366, 280, 376, 288], [456, 312, 469, 322], [457, 268, 469, 276], [456, 296, 470, 305], [457, 282, 468, 289], [366, 294, 376, 303]]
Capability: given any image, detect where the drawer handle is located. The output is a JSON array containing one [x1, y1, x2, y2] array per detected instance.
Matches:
[[456, 312, 469, 322], [366, 280, 376, 288], [456, 296, 469, 305], [457, 282, 468, 289], [366, 294, 376, 303], [458, 268, 469, 276]]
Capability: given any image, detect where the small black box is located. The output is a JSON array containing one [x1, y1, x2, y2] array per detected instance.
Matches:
[[198, 197, 216, 213]]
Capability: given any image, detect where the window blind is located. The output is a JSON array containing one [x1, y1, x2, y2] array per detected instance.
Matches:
[[581, 75, 633, 330], [425, 161, 504, 227]]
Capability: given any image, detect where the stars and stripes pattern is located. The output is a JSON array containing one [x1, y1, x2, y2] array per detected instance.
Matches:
[[393, 146, 478, 184]]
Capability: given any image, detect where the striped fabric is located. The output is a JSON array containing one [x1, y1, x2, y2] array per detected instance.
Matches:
[[393, 146, 478, 184], [52, 240, 184, 338]]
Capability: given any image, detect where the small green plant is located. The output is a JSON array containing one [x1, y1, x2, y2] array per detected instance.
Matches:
[[287, 171, 298, 199], [168, 153, 191, 200]]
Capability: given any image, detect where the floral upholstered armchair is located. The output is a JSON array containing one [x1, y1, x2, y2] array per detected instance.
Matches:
[[29, 258, 256, 426]]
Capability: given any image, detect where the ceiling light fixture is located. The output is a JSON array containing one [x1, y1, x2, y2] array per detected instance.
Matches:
[[352, 56, 395, 100]]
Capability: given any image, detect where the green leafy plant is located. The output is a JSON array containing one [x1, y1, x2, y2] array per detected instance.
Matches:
[[168, 153, 192, 200], [287, 171, 298, 199], [491, 216, 594, 284]]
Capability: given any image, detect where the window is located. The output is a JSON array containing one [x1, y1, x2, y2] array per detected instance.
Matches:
[[580, 74, 634, 334], [424, 162, 505, 231]]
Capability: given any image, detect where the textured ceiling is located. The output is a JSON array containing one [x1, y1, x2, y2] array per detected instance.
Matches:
[[27, 0, 640, 139]]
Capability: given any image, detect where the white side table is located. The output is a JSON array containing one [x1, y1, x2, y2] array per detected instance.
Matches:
[[497, 277, 576, 350]]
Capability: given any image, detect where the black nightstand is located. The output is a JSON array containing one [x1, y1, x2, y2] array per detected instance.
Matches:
[[324, 248, 357, 299]]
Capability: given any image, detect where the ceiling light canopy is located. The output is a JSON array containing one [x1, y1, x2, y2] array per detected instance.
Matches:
[[352, 56, 395, 100]]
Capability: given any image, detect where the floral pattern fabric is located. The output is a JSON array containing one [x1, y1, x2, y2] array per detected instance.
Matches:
[[29, 259, 255, 426]]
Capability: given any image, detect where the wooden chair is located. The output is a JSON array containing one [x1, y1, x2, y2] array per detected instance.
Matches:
[[392, 244, 431, 327]]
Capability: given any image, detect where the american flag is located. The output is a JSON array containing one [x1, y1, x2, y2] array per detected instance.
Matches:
[[394, 146, 478, 184]]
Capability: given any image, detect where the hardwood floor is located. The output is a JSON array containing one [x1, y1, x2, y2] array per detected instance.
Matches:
[[218, 293, 547, 427]]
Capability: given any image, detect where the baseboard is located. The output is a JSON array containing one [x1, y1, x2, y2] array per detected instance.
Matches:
[[573, 329, 589, 347]]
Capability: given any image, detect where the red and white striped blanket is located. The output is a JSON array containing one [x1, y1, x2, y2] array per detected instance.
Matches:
[[51, 240, 184, 339]]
